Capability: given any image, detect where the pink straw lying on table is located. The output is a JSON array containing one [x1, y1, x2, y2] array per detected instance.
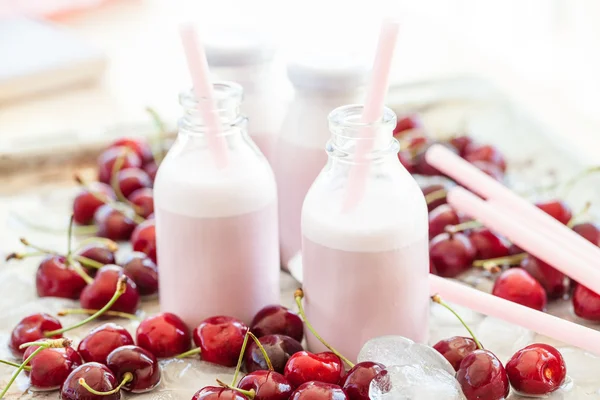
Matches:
[[430, 274, 600, 356]]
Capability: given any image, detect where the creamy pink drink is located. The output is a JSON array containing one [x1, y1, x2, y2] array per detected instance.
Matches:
[[301, 105, 430, 362], [155, 82, 280, 328]]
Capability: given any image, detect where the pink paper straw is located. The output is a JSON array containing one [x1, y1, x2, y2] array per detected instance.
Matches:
[[343, 20, 400, 212], [430, 274, 600, 356], [425, 144, 599, 266], [179, 24, 229, 169], [447, 186, 600, 295]]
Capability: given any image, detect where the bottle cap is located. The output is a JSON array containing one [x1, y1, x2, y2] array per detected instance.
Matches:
[[204, 29, 277, 67]]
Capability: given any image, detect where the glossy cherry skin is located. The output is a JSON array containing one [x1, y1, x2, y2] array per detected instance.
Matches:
[[238, 370, 293, 400], [9, 313, 63, 356], [393, 114, 423, 136], [433, 336, 479, 371], [429, 232, 476, 278], [36, 255, 87, 299], [492, 268, 547, 311], [505, 343, 566, 395], [340, 361, 385, 400], [572, 222, 600, 246], [77, 244, 117, 267], [130, 219, 156, 263], [110, 137, 154, 165], [469, 228, 510, 260], [457, 349, 509, 400], [136, 312, 191, 358], [192, 387, 248, 400], [428, 204, 460, 239], [98, 146, 143, 184], [80, 265, 140, 314], [244, 334, 303, 374], [464, 143, 507, 172], [536, 200, 573, 225], [520, 256, 568, 299], [78, 323, 135, 364], [60, 362, 120, 400], [129, 188, 154, 219], [471, 160, 504, 181], [422, 184, 447, 212], [122, 252, 158, 296], [251, 305, 304, 342], [573, 284, 600, 321], [23, 345, 82, 390], [283, 351, 344, 388], [449, 135, 473, 157], [193, 316, 248, 367], [115, 168, 153, 200], [289, 381, 348, 400], [106, 345, 160, 393], [94, 204, 138, 241], [73, 182, 116, 225]]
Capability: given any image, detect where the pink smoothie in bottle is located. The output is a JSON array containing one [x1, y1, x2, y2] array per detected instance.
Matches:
[[154, 82, 280, 329], [301, 105, 429, 362]]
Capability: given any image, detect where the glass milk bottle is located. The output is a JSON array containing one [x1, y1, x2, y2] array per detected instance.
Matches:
[[205, 31, 285, 165], [301, 105, 429, 362], [274, 56, 368, 269], [154, 82, 280, 329]]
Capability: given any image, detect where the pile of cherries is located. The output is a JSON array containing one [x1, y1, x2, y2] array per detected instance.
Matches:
[[395, 114, 600, 319]]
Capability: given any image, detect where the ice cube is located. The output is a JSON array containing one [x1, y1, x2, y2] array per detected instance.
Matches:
[[159, 358, 234, 391], [357, 335, 455, 375], [369, 364, 466, 400], [475, 317, 534, 364]]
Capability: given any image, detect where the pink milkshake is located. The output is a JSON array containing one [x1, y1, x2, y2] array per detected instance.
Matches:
[[154, 82, 280, 328], [301, 105, 430, 362]]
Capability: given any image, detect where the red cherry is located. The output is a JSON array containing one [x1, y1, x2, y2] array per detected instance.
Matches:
[[340, 361, 385, 400], [470, 160, 504, 181], [115, 168, 152, 199], [36, 255, 87, 299], [106, 345, 161, 393], [80, 265, 140, 314], [22, 345, 82, 390], [492, 268, 547, 311], [130, 219, 156, 263], [464, 143, 506, 172], [422, 184, 448, 212], [237, 370, 293, 400], [192, 387, 248, 400], [60, 362, 120, 400], [9, 313, 62, 356], [413, 142, 445, 176], [448, 135, 473, 157], [78, 323, 135, 364], [535, 200, 573, 225], [251, 305, 304, 343], [193, 316, 249, 367], [98, 146, 142, 184], [393, 114, 423, 136], [289, 381, 348, 400], [244, 334, 303, 374], [77, 244, 117, 267], [143, 162, 159, 183], [283, 351, 344, 388], [572, 222, 600, 246], [122, 252, 158, 296], [73, 182, 116, 225], [129, 188, 154, 219], [94, 204, 138, 241], [433, 336, 479, 371], [520, 256, 568, 299], [428, 204, 460, 239], [573, 284, 600, 321], [429, 232, 476, 278], [468, 228, 510, 260], [505, 343, 566, 395], [136, 312, 191, 358], [457, 349, 510, 400], [110, 137, 154, 165]]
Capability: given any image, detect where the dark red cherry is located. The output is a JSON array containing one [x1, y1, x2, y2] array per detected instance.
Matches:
[[23, 345, 82, 390], [130, 219, 156, 263], [73, 182, 116, 225], [340, 361, 385, 400], [283, 351, 344, 388], [94, 204, 138, 241], [289, 381, 348, 400], [9, 313, 62, 356], [122, 252, 158, 296], [572, 222, 600, 246], [78, 323, 134, 364], [393, 113, 423, 136], [433, 336, 478, 371], [143, 162, 159, 183], [464, 143, 506, 172], [77, 244, 117, 267], [110, 137, 154, 165], [238, 370, 293, 400], [106, 345, 160, 393], [98, 146, 142, 184], [428, 204, 460, 239], [422, 184, 447, 212], [193, 316, 248, 367], [244, 334, 303, 374], [573, 284, 600, 321], [251, 305, 304, 343], [471, 160, 504, 181], [129, 188, 154, 219], [60, 362, 120, 400], [80, 265, 140, 314], [492, 268, 547, 311], [457, 349, 509, 400], [192, 387, 248, 400], [36, 255, 87, 299], [520, 256, 568, 299], [505, 343, 566, 395], [448, 135, 473, 157], [429, 232, 476, 278], [115, 168, 152, 199], [536, 200, 573, 225], [413, 141, 446, 176], [136, 312, 191, 358], [469, 228, 510, 260]]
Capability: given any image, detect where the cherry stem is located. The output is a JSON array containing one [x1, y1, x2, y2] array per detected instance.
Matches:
[[431, 294, 483, 350], [248, 332, 273, 372], [445, 220, 482, 234], [75, 256, 105, 269], [74, 174, 112, 204], [561, 166, 600, 197], [5, 252, 46, 261], [75, 238, 119, 253], [111, 154, 128, 203], [79, 372, 133, 396], [57, 308, 139, 320], [472, 253, 527, 270], [294, 288, 355, 368], [74, 225, 100, 236], [175, 347, 201, 359], [425, 189, 447, 205], [44, 276, 128, 337], [0, 360, 30, 371], [567, 201, 592, 228], [67, 257, 94, 284], [67, 215, 75, 259], [19, 238, 58, 255], [146, 106, 167, 164], [216, 379, 255, 399], [230, 331, 250, 386]]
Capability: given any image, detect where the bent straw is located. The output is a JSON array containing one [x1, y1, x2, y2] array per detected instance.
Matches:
[[179, 24, 229, 169], [342, 19, 400, 212]]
